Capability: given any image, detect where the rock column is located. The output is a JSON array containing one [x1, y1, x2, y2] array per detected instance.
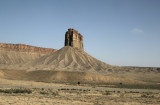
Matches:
[[65, 28, 84, 50]]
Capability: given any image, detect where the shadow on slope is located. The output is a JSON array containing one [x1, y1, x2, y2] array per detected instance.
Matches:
[[0, 70, 146, 85]]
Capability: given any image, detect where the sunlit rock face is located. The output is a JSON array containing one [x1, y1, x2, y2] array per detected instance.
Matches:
[[0, 43, 57, 53], [65, 28, 84, 50]]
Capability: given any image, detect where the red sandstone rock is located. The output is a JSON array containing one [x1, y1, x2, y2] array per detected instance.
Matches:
[[0, 43, 57, 54], [65, 28, 84, 50]]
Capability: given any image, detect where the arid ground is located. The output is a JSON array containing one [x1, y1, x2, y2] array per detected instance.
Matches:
[[0, 44, 160, 105], [0, 77, 160, 105]]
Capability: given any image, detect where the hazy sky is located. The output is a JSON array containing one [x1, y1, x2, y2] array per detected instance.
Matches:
[[0, 0, 160, 67]]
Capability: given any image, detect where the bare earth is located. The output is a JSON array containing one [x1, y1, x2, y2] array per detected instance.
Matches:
[[0, 45, 160, 104], [0, 78, 160, 105]]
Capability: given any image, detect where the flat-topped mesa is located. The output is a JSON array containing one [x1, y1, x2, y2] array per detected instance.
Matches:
[[0, 43, 57, 54], [65, 28, 84, 50]]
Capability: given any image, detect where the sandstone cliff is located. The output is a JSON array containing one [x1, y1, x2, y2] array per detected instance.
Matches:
[[0, 43, 57, 69], [0, 43, 57, 54], [65, 28, 84, 50]]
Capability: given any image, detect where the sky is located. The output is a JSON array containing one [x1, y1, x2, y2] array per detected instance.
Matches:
[[0, 0, 160, 67]]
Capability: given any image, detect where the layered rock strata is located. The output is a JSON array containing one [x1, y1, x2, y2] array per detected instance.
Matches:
[[65, 28, 84, 50], [0, 43, 57, 54]]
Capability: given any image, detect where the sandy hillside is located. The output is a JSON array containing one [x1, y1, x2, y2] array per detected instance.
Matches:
[[0, 44, 160, 84], [0, 69, 145, 84], [23, 46, 159, 84], [0, 43, 57, 70], [28, 46, 111, 71]]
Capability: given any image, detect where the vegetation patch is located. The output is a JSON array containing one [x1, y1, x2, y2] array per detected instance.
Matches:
[[105, 91, 112, 95], [58, 88, 90, 92], [0, 88, 32, 94], [114, 84, 160, 90], [40, 91, 49, 95]]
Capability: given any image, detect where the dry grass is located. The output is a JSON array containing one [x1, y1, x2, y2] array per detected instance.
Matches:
[[0, 87, 160, 105], [0, 77, 159, 105], [0, 88, 32, 94]]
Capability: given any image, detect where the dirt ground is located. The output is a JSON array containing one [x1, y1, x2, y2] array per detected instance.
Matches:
[[0, 78, 160, 105]]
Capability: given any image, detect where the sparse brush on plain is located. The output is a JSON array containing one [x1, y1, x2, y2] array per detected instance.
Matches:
[[40, 91, 49, 95], [0, 88, 32, 94], [52, 91, 59, 96], [117, 91, 120, 93], [141, 93, 155, 98], [39, 89, 59, 96], [59, 88, 90, 92], [105, 91, 111, 95], [141, 94, 148, 98]]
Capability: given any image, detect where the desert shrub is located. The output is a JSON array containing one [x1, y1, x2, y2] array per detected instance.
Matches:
[[40, 91, 49, 95], [13, 88, 32, 94], [115, 84, 160, 90], [78, 82, 80, 85], [71, 88, 77, 90], [128, 91, 139, 93], [117, 91, 120, 93], [105, 91, 111, 95], [149, 95, 154, 98], [105, 91, 113, 95], [60, 88, 66, 90], [141, 94, 148, 98], [141, 93, 155, 98], [60, 88, 68, 90], [83, 89, 90, 92], [0, 89, 12, 94], [52, 91, 59, 96], [0, 88, 32, 94], [78, 89, 82, 91]]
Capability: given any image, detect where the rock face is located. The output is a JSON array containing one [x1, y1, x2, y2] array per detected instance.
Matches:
[[0, 43, 57, 68], [65, 28, 84, 50], [0, 43, 57, 54]]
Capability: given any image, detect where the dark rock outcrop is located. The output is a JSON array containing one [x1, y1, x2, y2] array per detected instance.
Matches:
[[65, 28, 84, 50]]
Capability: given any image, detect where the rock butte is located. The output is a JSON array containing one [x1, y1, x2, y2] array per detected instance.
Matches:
[[65, 28, 84, 50]]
